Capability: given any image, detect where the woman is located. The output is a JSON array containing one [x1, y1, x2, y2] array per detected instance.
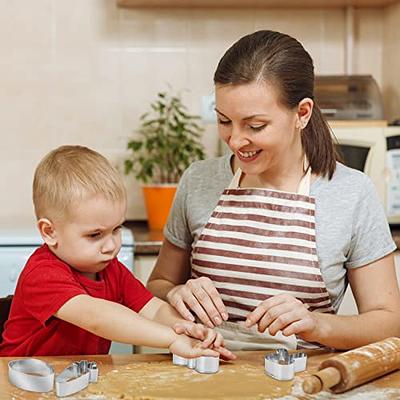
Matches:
[[147, 30, 400, 350]]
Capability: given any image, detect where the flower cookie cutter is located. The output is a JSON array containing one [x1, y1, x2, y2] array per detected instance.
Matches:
[[172, 354, 219, 374], [264, 348, 307, 381], [8, 358, 98, 397]]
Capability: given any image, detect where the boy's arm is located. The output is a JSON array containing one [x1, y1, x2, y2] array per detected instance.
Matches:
[[55, 294, 222, 358], [139, 296, 188, 327], [56, 294, 235, 360], [55, 294, 177, 348]]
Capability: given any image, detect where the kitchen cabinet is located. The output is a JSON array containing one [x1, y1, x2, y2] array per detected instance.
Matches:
[[117, 0, 399, 8], [134, 255, 169, 354], [134, 255, 158, 287], [337, 284, 358, 315]]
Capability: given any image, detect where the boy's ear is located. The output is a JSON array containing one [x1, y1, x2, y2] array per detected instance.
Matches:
[[37, 218, 58, 246]]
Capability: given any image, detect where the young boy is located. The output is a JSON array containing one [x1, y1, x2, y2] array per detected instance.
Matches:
[[0, 145, 234, 360]]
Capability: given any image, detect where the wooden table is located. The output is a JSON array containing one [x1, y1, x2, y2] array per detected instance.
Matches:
[[1, 350, 400, 399]]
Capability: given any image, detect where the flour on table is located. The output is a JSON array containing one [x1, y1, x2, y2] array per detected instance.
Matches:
[[86, 360, 293, 399], [276, 377, 400, 400]]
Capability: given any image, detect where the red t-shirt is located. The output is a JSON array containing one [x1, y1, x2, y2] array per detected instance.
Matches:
[[0, 245, 153, 356]]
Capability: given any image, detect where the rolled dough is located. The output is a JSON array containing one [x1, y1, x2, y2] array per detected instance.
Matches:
[[87, 359, 293, 399]]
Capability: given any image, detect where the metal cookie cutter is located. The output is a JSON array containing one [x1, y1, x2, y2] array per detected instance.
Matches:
[[291, 351, 307, 373], [8, 358, 98, 397], [195, 356, 220, 374], [8, 359, 54, 393], [265, 349, 307, 381], [265, 349, 295, 381], [55, 360, 98, 397], [172, 354, 188, 366], [172, 354, 219, 374]]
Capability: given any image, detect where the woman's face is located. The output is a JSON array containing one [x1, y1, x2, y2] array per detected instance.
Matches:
[[215, 80, 303, 177]]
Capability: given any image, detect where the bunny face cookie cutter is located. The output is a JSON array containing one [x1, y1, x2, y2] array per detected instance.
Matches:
[[265, 349, 307, 381]]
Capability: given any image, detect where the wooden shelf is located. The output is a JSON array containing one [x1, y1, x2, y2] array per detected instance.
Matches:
[[117, 0, 399, 9]]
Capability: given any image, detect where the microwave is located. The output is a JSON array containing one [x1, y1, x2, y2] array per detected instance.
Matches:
[[332, 124, 400, 225]]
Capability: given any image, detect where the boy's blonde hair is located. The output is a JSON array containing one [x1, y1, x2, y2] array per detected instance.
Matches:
[[33, 145, 126, 220]]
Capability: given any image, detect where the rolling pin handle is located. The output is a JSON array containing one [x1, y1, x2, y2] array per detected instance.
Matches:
[[302, 375, 323, 394], [302, 367, 341, 394]]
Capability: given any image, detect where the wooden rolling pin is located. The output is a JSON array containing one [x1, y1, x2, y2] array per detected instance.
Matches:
[[302, 337, 400, 394]]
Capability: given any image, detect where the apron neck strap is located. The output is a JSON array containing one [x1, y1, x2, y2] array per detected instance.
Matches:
[[297, 158, 311, 196], [229, 157, 311, 195], [230, 168, 242, 189]]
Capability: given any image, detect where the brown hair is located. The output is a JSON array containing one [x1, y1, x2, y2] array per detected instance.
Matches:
[[33, 145, 126, 220], [214, 30, 339, 178]]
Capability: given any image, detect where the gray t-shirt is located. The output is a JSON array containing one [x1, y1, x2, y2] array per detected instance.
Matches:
[[164, 154, 396, 311]]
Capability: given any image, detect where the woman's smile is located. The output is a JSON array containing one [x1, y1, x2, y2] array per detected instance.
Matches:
[[237, 149, 262, 162]]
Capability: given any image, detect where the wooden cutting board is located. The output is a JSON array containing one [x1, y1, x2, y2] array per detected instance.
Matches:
[[89, 357, 292, 399], [1, 350, 400, 399]]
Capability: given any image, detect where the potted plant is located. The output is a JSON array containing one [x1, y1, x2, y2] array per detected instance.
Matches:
[[124, 91, 205, 230]]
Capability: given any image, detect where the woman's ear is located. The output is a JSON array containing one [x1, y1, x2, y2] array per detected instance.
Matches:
[[37, 218, 58, 247], [296, 97, 314, 129]]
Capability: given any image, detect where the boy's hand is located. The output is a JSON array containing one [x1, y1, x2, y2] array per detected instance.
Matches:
[[169, 334, 220, 359], [173, 321, 236, 360], [173, 321, 218, 346]]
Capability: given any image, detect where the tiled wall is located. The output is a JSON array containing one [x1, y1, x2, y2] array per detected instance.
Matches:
[[0, 0, 393, 225], [383, 2, 400, 122]]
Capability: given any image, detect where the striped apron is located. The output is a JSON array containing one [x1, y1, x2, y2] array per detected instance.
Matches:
[[191, 165, 333, 350]]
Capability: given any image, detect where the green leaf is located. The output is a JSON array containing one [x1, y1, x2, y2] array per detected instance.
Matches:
[[123, 89, 206, 184], [127, 140, 143, 151]]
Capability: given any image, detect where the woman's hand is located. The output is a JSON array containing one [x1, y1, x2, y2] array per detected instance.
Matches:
[[166, 277, 228, 328], [245, 294, 321, 342], [173, 321, 236, 360]]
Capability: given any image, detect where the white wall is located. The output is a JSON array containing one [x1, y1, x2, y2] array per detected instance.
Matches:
[[0, 1, 387, 225]]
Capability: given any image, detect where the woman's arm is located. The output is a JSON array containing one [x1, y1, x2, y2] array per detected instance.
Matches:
[[147, 239, 228, 328], [314, 252, 400, 349], [246, 253, 400, 350], [147, 239, 192, 301]]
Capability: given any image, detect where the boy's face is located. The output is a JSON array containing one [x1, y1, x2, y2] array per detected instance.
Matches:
[[50, 195, 126, 279]]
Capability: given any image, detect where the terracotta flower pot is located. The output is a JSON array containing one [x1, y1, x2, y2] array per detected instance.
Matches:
[[142, 185, 177, 231]]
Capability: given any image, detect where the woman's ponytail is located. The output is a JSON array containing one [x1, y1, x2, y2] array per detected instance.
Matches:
[[302, 102, 340, 179]]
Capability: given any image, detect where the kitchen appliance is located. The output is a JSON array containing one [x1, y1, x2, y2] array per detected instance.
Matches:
[[0, 225, 135, 354], [332, 125, 400, 225], [218, 120, 400, 225], [314, 75, 384, 120]]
